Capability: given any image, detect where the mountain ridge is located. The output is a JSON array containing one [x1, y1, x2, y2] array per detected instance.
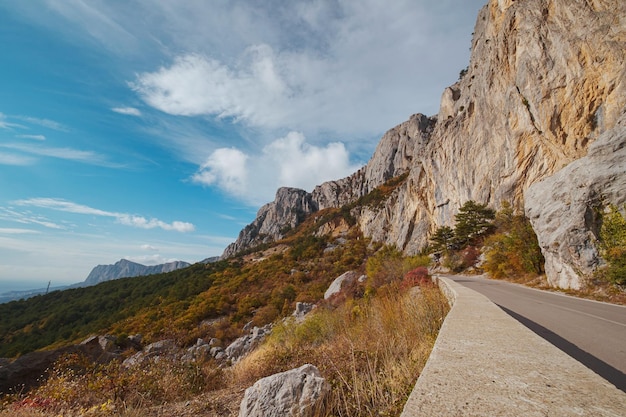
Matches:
[[81, 259, 191, 286]]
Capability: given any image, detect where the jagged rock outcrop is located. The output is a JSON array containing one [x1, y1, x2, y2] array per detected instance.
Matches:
[[82, 259, 190, 286], [222, 0, 626, 289], [525, 111, 626, 289], [222, 188, 317, 258], [292, 302, 315, 322], [239, 364, 329, 417], [312, 113, 436, 210], [224, 324, 272, 363]]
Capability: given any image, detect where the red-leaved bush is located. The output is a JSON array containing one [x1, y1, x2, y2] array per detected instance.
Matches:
[[402, 267, 432, 288]]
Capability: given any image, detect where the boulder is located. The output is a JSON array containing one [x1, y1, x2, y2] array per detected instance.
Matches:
[[225, 324, 272, 363], [123, 339, 178, 367], [293, 302, 315, 322], [324, 271, 359, 300], [239, 364, 329, 417], [1, 336, 121, 393]]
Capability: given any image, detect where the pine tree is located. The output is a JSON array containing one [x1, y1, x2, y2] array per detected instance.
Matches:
[[453, 200, 495, 247], [430, 225, 455, 253]]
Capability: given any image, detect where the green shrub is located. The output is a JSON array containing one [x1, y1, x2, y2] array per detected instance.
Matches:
[[483, 204, 544, 279], [599, 205, 626, 286]]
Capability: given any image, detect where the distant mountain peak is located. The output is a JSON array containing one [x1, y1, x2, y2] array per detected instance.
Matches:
[[83, 259, 190, 286]]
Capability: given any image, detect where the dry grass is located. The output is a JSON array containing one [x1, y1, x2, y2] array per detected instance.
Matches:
[[231, 284, 449, 417]]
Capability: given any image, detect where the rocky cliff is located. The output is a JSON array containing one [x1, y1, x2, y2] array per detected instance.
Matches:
[[222, 0, 626, 289]]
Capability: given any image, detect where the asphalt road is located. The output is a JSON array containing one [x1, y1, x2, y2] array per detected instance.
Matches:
[[446, 275, 626, 392]]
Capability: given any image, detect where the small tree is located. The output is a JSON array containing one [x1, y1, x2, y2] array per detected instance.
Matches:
[[453, 200, 495, 247], [483, 206, 544, 279], [430, 225, 455, 253]]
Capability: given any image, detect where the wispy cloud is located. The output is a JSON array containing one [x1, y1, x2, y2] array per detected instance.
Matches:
[[0, 207, 65, 230], [112, 107, 141, 116], [0, 113, 23, 130], [16, 134, 46, 141], [0, 152, 36, 166], [0, 228, 40, 235], [13, 198, 195, 233], [0, 143, 121, 168], [192, 131, 362, 205], [128, 1, 480, 136], [13, 115, 69, 131], [141, 244, 159, 251]]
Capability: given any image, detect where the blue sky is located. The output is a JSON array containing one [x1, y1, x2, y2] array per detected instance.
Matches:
[[0, 0, 485, 291]]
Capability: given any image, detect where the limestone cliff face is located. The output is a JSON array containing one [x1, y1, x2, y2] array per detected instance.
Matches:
[[355, 0, 625, 259], [222, 0, 626, 288], [312, 113, 435, 210], [525, 110, 626, 289], [222, 187, 317, 258]]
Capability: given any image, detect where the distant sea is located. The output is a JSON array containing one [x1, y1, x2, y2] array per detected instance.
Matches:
[[0, 280, 74, 303]]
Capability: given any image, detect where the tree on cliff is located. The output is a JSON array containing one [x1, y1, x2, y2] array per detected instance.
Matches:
[[430, 225, 455, 253], [453, 200, 495, 247]]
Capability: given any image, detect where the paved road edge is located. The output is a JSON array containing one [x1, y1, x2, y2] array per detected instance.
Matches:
[[400, 276, 626, 417]]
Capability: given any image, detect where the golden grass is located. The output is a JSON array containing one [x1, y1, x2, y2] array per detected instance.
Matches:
[[231, 284, 449, 416]]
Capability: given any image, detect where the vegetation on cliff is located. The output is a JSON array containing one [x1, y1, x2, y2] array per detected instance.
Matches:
[[597, 205, 626, 286]]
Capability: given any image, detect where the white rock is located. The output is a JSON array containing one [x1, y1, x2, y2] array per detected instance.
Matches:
[[324, 271, 359, 300], [239, 364, 329, 417]]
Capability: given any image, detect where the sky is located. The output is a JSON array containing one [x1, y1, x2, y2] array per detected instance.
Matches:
[[0, 0, 486, 291]]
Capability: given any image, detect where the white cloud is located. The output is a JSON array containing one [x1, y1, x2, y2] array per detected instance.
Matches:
[[0, 228, 39, 234], [0, 207, 65, 230], [131, 49, 288, 124], [0, 152, 36, 166], [17, 134, 46, 140], [192, 132, 361, 205], [13, 198, 195, 233], [13, 115, 68, 131], [124, 254, 178, 266], [0, 113, 23, 130], [112, 107, 141, 116], [191, 148, 249, 196], [128, 1, 483, 137], [43, 0, 138, 54], [141, 244, 159, 251], [0, 143, 120, 168]]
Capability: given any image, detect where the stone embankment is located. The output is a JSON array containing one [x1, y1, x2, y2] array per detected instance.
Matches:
[[400, 276, 626, 417]]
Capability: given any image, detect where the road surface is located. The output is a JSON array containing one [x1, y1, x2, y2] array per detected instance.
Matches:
[[446, 275, 626, 392]]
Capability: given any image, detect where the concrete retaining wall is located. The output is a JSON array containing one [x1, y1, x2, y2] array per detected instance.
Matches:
[[400, 276, 626, 416]]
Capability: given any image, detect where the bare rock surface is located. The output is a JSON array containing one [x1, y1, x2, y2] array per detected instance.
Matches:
[[222, 188, 317, 259], [1, 335, 122, 393], [525, 111, 626, 289], [225, 324, 272, 364], [238, 364, 329, 417], [324, 271, 359, 300]]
